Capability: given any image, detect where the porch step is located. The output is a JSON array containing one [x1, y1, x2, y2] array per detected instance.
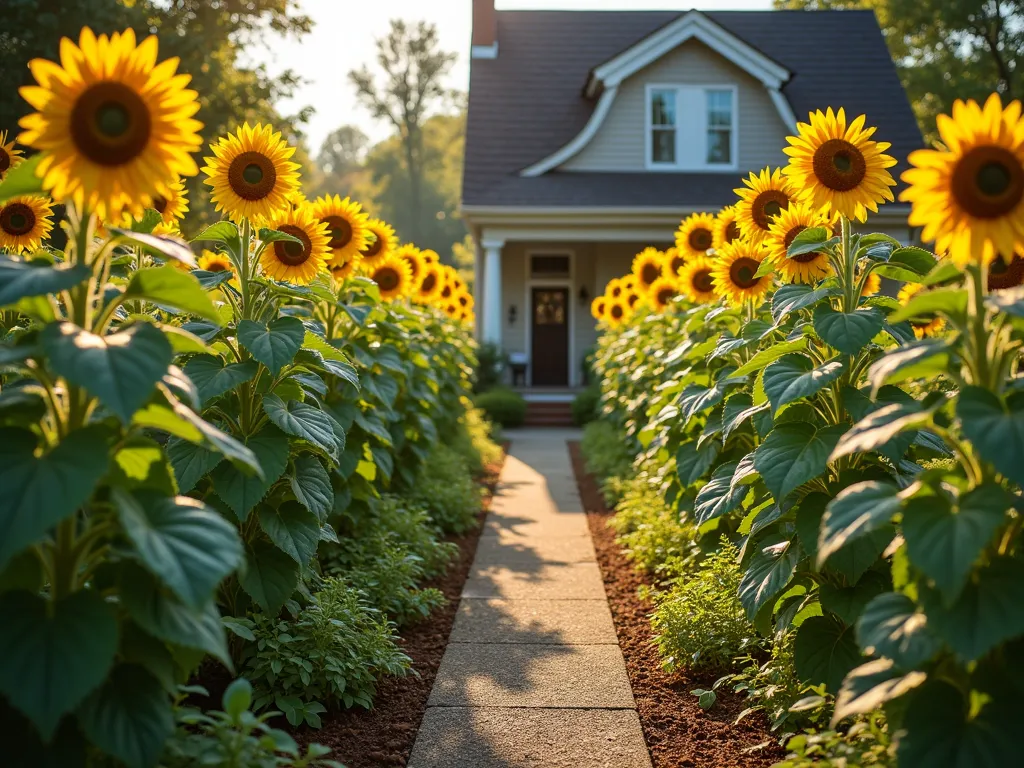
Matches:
[[524, 400, 575, 427]]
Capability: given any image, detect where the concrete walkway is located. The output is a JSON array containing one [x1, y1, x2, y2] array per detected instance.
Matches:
[[408, 429, 652, 768]]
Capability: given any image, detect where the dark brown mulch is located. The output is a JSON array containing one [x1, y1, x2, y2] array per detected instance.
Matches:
[[568, 441, 785, 768], [294, 451, 505, 768]]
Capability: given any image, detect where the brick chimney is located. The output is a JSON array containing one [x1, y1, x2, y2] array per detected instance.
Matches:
[[472, 0, 498, 57]]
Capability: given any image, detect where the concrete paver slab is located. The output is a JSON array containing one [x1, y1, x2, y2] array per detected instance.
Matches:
[[462, 562, 606, 599], [449, 598, 616, 644], [472, 532, 595, 564]]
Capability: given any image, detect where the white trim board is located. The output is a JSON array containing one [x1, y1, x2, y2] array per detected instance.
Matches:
[[522, 248, 577, 388]]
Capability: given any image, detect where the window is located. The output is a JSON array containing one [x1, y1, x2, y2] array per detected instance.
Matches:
[[649, 89, 677, 164], [646, 85, 736, 170], [530, 254, 571, 279]]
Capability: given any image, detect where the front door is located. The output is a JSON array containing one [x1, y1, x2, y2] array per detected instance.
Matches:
[[530, 287, 569, 386]]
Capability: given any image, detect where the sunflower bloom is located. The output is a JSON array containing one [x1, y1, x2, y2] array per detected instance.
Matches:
[[591, 295, 607, 321], [764, 201, 832, 284], [199, 249, 234, 275], [150, 177, 189, 226], [0, 195, 54, 253], [861, 271, 882, 297], [0, 131, 24, 182], [395, 243, 425, 291], [714, 205, 743, 249], [312, 194, 370, 267], [676, 212, 716, 259], [678, 256, 718, 304], [605, 299, 629, 328], [784, 107, 897, 222], [661, 247, 686, 278], [415, 263, 444, 303], [632, 247, 663, 289], [988, 250, 1024, 291], [712, 241, 772, 307], [359, 219, 398, 269], [420, 248, 440, 265], [369, 254, 413, 301], [901, 94, 1024, 267], [606, 277, 625, 300], [203, 122, 301, 223], [898, 283, 946, 338], [734, 167, 798, 246], [649, 276, 679, 310], [17, 28, 203, 220], [260, 203, 330, 285]]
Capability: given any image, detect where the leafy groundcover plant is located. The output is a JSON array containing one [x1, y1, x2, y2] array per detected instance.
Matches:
[[584, 95, 1024, 767]]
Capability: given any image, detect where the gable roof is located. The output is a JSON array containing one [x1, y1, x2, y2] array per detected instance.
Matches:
[[462, 9, 922, 212]]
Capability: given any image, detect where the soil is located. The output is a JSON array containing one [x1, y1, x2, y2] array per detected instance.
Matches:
[[568, 441, 786, 768]]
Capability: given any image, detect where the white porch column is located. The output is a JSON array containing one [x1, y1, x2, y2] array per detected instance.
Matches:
[[481, 238, 504, 345]]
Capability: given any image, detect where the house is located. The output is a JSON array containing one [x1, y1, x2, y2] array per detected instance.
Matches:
[[462, 1, 922, 389]]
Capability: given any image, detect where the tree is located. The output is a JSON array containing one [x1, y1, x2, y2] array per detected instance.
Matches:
[[349, 20, 457, 242], [775, 0, 1024, 140], [311, 125, 371, 198]]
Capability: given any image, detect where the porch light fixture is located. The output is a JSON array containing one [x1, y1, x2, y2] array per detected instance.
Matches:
[[578, 285, 590, 305], [508, 304, 517, 325]]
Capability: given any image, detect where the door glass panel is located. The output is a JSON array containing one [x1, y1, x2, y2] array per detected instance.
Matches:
[[535, 290, 566, 325]]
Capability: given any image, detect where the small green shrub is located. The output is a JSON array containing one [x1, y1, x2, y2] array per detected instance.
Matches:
[[571, 385, 601, 426], [775, 712, 896, 767], [580, 420, 634, 488], [611, 475, 698, 578], [650, 542, 760, 671], [474, 342, 508, 393], [240, 578, 410, 717], [408, 444, 482, 534], [725, 632, 819, 731], [162, 679, 343, 767], [450, 404, 504, 475], [475, 387, 526, 428]]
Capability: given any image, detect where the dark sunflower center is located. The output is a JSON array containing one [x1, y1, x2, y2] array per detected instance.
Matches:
[[951, 146, 1024, 219], [752, 191, 789, 230], [692, 269, 713, 294], [324, 215, 353, 249], [0, 150, 9, 174], [611, 305, 624, 319], [641, 263, 660, 285], [730, 257, 762, 289], [207, 261, 229, 273], [611, 285, 623, 298], [458, 294, 469, 307], [657, 287, 675, 305], [228, 151, 278, 201], [272, 225, 312, 266], [70, 82, 152, 166], [783, 225, 821, 263], [812, 138, 867, 192], [375, 266, 400, 291], [421, 272, 438, 293], [596, 302, 606, 315], [362, 232, 384, 258], [670, 255, 685, 275], [0, 203, 35, 236], [627, 293, 639, 307], [152, 196, 168, 214], [989, 252, 1024, 290], [403, 256, 421, 279], [441, 284, 453, 299], [689, 228, 713, 252], [725, 221, 740, 243]]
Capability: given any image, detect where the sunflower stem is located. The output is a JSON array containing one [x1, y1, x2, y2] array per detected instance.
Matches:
[[240, 219, 252, 322], [966, 262, 993, 389], [840, 216, 856, 314]]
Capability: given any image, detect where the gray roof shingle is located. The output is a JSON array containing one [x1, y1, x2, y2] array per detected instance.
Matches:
[[463, 9, 922, 210]]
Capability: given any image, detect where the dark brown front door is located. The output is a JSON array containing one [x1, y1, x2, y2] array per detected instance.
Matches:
[[531, 287, 569, 386]]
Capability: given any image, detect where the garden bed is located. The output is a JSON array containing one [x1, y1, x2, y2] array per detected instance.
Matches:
[[569, 441, 784, 768]]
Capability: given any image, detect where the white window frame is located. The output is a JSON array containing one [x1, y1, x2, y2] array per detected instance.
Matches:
[[644, 83, 739, 172]]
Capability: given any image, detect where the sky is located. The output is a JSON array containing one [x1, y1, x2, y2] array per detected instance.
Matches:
[[264, 0, 772, 154]]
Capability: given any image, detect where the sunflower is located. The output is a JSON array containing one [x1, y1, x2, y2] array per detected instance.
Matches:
[[18, 28, 202, 220], [395, 243, 425, 289], [604, 299, 629, 328], [898, 282, 945, 338], [312, 194, 370, 267], [712, 241, 772, 307], [368, 254, 413, 301], [443, 300, 460, 318], [661, 247, 686, 278], [0, 130, 24, 182], [764, 201, 832, 284], [203, 122, 301, 223], [676, 212, 716, 259], [415, 263, 444, 303], [150, 177, 188, 226], [861, 271, 882, 297], [649, 276, 679, 310], [624, 289, 642, 309], [734, 167, 797, 246], [901, 95, 1024, 267], [420, 248, 440, 265], [199, 249, 234, 275], [988, 250, 1024, 291], [678, 256, 718, 304], [591, 295, 608, 321], [260, 203, 330, 285], [714, 205, 743, 249], [330, 254, 359, 283], [622, 276, 638, 294], [0, 195, 54, 253], [606, 277, 625, 300], [784, 107, 897, 222], [632, 247, 664, 288], [359, 219, 398, 269], [437, 266, 458, 302]]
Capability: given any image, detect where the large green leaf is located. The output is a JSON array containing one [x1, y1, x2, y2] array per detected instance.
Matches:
[[115, 490, 243, 610], [0, 590, 117, 738], [0, 257, 90, 307], [0, 426, 109, 571], [263, 394, 343, 459], [290, 455, 333, 522], [42, 322, 172, 423], [119, 565, 230, 666], [833, 658, 926, 725], [738, 536, 799, 619], [898, 680, 1019, 768], [903, 485, 1011, 603], [818, 481, 904, 567], [693, 461, 747, 525], [957, 387, 1024, 487], [259, 502, 320, 564], [109, 229, 198, 268], [793, 614, 861, 694], [165, 437, 223, 493], [732, 337, 809, 379], [237, 317, 304, 375], [873, 246, 937, 282], [753, 422, 847, 500], [813, 305, 885, 355], [77, 665, 173, 768], [184, 355, 259, 406], [921, 557, 1024, 662], [857, 592, 941, 669], [191, 221, 241, 253], [239, 539, 300, 613], [819, 570, 889, 626], [889, 287, 968, 324], [676, 439, 720, 486], [868, 338, 954, 396], [764, 354, 845, 413], [210, 426, 290, 521], [123, 267, 220, 322], [772, 283, 840, 322], [0, 154, 44, 201], [832, 391, 939, 462]]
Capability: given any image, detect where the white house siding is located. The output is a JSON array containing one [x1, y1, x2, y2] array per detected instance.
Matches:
[[562, 39, 790, 173]]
